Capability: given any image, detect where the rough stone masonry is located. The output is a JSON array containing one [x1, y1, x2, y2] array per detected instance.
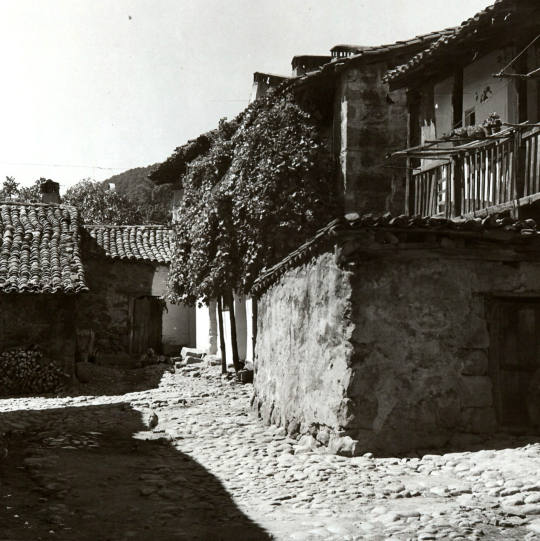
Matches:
[[252, 222, 540, 455]]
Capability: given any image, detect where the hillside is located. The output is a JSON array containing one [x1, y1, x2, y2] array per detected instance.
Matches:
[[102, 164, 159, 204], [102, 164, 174, 224]]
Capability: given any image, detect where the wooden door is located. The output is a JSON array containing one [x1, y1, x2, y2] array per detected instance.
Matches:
[[489, 298, 540, 426], [130, 296, 162, 356]]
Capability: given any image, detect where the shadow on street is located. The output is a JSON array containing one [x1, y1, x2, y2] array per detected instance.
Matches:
[[0, 402, 272, 541]]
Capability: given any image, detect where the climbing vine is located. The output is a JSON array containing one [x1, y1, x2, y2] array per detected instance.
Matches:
[[167, 90, 338, 306]]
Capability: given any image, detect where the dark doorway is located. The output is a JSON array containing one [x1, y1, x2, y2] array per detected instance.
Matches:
[[488, 297, 540, 427], [129, 296, 163, 355]]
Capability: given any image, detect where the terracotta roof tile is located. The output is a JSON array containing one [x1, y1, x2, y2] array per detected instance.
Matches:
[[385, 0, 533, 84], [251, 213, 540, 295], [0, 201, 87, 294], [84, 225, 174, 264], [150, 29, 455, 187]]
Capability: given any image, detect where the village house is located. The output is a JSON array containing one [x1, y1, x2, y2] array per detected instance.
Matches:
[[0, 182, 194, 382], [0, 199, 86, 375], [385, 0, 540, 220], [80, 224, 195, 362], [149, 27, 455, 365], [251, 0, 540, 455]]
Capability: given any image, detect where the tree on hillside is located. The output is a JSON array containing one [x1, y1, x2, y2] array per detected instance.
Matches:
[[0, 177, 45, 202], [63, 179, 144, 225], [102, 165, 173, 225]]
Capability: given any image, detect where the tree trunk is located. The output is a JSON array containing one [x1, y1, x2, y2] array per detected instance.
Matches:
[[227, 291, 241, 373], [251, 297, 257, 361], [217, 296, 227, 374]]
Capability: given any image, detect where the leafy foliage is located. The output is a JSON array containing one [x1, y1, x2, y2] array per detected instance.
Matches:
[[102, 164, 173, 224], [0, 173, 172, 226], [149, 134, 213, 186], [0, 177, 45, 203], [63, 179, 144, 225], [168, 91, 338, 305]]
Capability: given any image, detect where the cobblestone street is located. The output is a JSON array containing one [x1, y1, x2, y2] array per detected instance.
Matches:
[[3, 363, 540, 540]]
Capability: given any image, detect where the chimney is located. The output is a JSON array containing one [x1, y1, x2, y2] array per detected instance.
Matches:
[[291, 55, 331, 77], [40, 179, 61, 204]]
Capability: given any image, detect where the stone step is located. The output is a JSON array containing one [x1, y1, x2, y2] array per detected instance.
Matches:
[[180, 347, 205, 360]]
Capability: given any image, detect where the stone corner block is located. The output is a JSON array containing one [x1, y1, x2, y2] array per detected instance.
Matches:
[[328, 434, 361, 457]]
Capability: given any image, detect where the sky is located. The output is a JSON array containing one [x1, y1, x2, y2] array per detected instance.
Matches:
[[0, 0, 491, 191]]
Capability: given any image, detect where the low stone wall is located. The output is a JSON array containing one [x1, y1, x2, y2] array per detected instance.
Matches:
[[253, 245, 540, 455]]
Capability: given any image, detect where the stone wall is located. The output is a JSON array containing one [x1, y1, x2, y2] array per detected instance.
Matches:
[[253, 245, 540, 455], [337, 60, 408, 215], [76, 256, 157, 360], [253, 251, 357, 452], [0, 294, 77, 373]]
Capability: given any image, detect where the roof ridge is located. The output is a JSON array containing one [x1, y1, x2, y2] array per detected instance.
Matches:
[[83, 223, 173, 230], [0, 199, 75, 210], [331, 27, 459, 53], [385, 0, 528, 84]]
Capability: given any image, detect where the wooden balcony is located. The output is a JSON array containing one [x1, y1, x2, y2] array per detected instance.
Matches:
[[408, 125, 540, 218]]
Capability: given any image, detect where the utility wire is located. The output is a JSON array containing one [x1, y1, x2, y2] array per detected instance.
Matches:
[[0, 160, 123, 171]]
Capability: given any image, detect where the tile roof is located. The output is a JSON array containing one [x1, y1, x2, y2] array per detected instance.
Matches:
[[0, 201, 87, 294], [84, 225, 174, 264], [385, 0, 535, 85], [150, 29, 454, 187], [251, 213, 540, 295], [284, 29, 456, 91], [329, 29, 454, 57]]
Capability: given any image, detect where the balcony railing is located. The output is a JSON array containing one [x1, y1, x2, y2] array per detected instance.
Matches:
[[408, 125, 540, 218]]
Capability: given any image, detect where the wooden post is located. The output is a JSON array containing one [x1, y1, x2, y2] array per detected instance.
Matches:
[[217, 296, 227, 374], [405, 161, 411, 215], [227, 291, 241, 373], [452, 154, 463, 217], [515, 129, 526, 200]]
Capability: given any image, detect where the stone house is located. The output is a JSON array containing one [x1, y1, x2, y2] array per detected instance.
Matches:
[[79, 225, 195, 361], [0, 200, 87, 374], [252, 215, 540, 455], [250, 0, 540, 455], [0, 194, 194, 375], [149, 28, 454, 363]]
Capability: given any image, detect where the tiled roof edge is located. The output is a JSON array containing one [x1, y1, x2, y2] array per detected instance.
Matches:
[[251, 213, 540, 296], [83, 224, 171, 229], [83, 224, 174, 265], [384, 0, 523, 84]]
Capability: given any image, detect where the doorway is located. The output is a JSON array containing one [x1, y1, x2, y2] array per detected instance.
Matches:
[[129, 296, 163, 356], [488, 297, 540, 427]]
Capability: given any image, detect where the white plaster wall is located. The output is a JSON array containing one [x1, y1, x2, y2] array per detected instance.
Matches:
[[463, 48, 518, 126], [196, 303, 212, 352], [151, 265, 195, 353], [221, 294, 247, 363], [195, 296, 252, 362], [162, 302, 195, 353], [245, 297, 254, 363], [434, 75, 454, 138]]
